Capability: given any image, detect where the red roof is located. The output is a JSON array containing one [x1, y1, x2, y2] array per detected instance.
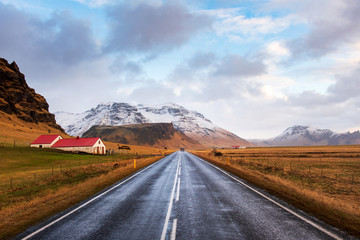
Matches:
[[52, 138, 100, 148], [31, 135, 61, 144]]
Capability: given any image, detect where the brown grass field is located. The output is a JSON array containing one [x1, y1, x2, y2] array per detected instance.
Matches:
[[0, 147, 166, 239], [192, 145, 360, 237]]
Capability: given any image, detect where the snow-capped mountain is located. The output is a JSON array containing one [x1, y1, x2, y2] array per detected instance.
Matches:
[[55, 102, 251, 148], [251, 125, 360, 146]]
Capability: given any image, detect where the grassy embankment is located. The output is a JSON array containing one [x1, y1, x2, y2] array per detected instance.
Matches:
[[0, 146, 173, 239], [192, 145, 360, 237]]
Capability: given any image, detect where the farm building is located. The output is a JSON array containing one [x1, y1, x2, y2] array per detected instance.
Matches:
[[51, 137, 106, 154], [30, 135, 63, 148]]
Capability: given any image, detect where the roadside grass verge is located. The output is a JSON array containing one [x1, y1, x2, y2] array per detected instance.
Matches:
[[192, 146, 360, 238], [0, 146, 164, 239]]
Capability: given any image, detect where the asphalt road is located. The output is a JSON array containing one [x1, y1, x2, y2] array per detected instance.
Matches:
[[18, 151, 350, 240]]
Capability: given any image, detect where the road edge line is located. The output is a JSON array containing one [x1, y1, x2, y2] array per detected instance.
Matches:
[[21, 154, 171, 240], [194, 155, 343, 240]]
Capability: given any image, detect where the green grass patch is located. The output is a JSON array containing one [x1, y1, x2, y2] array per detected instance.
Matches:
[[0, 146, 139, 209]]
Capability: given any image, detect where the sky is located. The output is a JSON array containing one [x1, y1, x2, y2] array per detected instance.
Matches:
[[1, 0, 359, 139]]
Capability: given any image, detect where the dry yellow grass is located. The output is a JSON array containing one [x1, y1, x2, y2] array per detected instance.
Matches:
[[192, 145, 360, 237], [104, 141, 175, 155], [0, 112, 66, 146], [0, 156, 162, 239]]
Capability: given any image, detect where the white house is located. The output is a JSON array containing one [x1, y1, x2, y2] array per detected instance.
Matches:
[[30, 135, 63, 148], [51, 137, 106, 154]]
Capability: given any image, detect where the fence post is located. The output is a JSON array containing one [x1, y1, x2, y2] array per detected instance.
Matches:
[[227, 158, 229, 166], [134, 159, 136, 169]]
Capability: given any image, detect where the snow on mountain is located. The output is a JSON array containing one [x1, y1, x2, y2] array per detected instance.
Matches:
[[251, 125, 360, 146], [55, 102, 251, 148]]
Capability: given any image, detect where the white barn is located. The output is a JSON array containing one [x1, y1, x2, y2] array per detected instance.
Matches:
[[51, 137, 106, 154], [30, 135, 63, 148]]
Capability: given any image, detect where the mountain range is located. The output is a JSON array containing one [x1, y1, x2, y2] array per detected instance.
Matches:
[[251, 125, 360, 146], [55, 102, 251, 148], [82, 123, 204, 149]]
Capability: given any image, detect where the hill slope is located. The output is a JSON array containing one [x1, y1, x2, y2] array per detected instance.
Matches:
[[251, 125, 360, 146], [56, 102, 251, 148], [0, 58, 64, 145], [82, 123, 204, 149], [0, 58, 62, 130]]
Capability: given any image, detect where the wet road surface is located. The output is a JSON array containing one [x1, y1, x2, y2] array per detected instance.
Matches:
[[18, 151, 349, 240]]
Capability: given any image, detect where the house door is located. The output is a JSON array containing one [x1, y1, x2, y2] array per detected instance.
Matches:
[[97, 147, 99, 154]]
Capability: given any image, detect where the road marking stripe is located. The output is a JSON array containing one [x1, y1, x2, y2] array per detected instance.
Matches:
[[22, 155, 172, 240], [160, 155, 180, 240], [196, 156, 343, 240], [176, 177, 181, 202], [170, 218, 178, 240]]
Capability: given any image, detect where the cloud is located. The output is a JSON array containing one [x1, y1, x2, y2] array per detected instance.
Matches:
[[72, 0, 110, 7], [188, 51, 217, 70], [279, 0, 360, 59], [0, 3, 99, 68], [128, 80, 175, 104], [109, 57, 144, 76], [327, 64, 360, 102], [214, 54, 266, 77], [288, 63, 360, 106], [104, 2, 213, 54], [203, 7, 296, 40]]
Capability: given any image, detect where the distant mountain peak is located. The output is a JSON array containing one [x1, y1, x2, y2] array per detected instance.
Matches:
[[252, 125, 360, 146], [55, 102, 251, 148]]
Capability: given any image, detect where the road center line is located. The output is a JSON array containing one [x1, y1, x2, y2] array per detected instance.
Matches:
[[170, 218, 178, 240], [21, 154, 172, 240], [160, 155, 180, 240], [195, 156, 343, 240], [176, 177, 181, 202]]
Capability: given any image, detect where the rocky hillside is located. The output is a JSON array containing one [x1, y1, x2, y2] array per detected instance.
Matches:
[[82, 123, 204, 149], [56, 102, 251, 148], [251, 125, 360, 146], [0, 58, 62, 131]]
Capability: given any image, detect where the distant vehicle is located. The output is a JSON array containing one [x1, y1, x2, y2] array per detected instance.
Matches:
[[180, 148, 185, 152], [119, 146, 131, 150]]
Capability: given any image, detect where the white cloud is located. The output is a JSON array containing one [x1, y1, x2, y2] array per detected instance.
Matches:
[[266, 41, 290, 58], [203, 7, 297, 39], [72, 0, 110, 7]]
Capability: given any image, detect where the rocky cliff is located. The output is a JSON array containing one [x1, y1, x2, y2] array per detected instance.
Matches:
[[0, 58, 62, 131]]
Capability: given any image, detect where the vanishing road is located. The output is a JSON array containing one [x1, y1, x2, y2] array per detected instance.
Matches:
[[18, 151, 349, 240]]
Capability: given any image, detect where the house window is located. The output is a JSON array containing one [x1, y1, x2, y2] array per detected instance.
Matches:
[[98, 141, 100, 144]]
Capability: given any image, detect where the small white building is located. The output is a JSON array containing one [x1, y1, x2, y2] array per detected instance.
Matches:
[[30, 135, 63, 148], [51, 137, 106, 154]]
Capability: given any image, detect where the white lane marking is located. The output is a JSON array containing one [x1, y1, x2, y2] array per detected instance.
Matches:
[[176, 177, 181, 202], [22, 155, 173, 240], [195, 156, 343, 240], [170, 218, 178, 240], [160, 155, 180, 240]]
